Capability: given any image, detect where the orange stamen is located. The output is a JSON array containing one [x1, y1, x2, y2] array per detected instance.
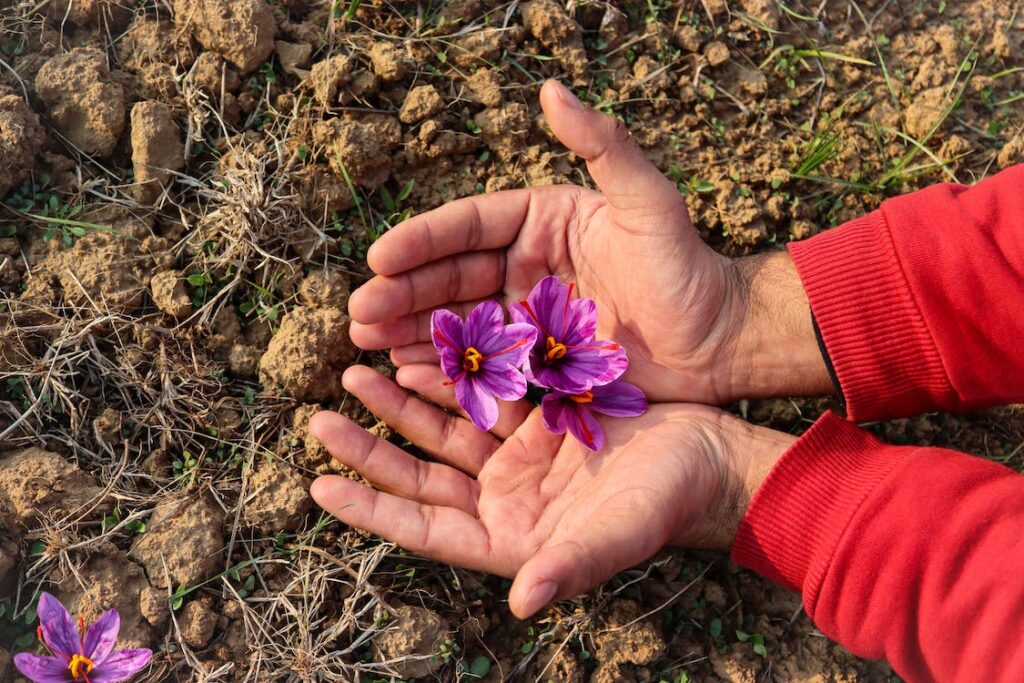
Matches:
[[545, 336, 568, 361], [463, 347, 483, 372], [69, 653, 94, 680], [570, 391, 594, 404]]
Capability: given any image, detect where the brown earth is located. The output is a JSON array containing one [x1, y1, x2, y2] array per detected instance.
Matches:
[[0, 0, 1021, 680]]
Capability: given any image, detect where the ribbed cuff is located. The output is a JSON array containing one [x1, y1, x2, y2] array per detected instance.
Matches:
[[788, 210, 954, 422], [731, 412, 912, 610]]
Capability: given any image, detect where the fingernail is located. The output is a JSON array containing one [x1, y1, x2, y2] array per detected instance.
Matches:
[[555, 82, 584, 110], [522, 581, 558, 616]]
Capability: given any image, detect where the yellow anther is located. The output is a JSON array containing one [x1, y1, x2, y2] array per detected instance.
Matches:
[[545, 336, 568, 361], [69, 654, 94, 680], [463, 347, 483, 372]]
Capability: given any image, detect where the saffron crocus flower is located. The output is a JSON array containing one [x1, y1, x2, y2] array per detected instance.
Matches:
[[510, 276, 627, 393], [431, 301, 537, 431], [541, 380, 647, 451], [14, 592, 152, 683]]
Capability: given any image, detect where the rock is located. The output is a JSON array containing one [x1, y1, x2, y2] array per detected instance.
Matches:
[[118, 18, 197, 73], [291, 404, 331, 471], [130, 101, 184, 204], [0, 501, 22, 595], [704, 40, 730, 66], [56, 547, 155, 649], [367, 41, 408, 82], [374, 606, 448, 679], [258, 306, 357, 401], [191, 51, 242, 95], [0, 88, 46, 199], [173, 0, 276, 73], [904, 86, 950, 139], [130, 494, 225, 588], [150, 270, 194, 318], [0, 448, 106, 524], [180, 600, 218, 648], [92, 407, 122, 446], [591, 600, 666, 683], [310, 54, 353, 106], [297, 268, 351, 309], [473, 103, 530, 151], [465, 67, 502, 107], [242, 459, 312, 533], [313, 118, 393, 190], [672, 25, 701, 52], [521, 0, 587, 78], [739, 0, 779, 30], [228, 343, 262, 378], [997, 134, 1024, 169], [275, 40, 312, 76], [400, 84, 444, 124], [35, 48, 125, 159], [139, 585, 170, 627]]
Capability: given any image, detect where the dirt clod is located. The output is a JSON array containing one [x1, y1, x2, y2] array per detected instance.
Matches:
[[173, 0, 277, 73], [0, 89, 46, 199], [259, 306, 356, 401], [592, 600, 667, 683], [399, 84, 444, 124], [150, 270, 194, 318], [367, 41, 408, 82], [298, 267, 351, 309], [465, 68, 503, 107], [130, 494, 225, 588], [521, 1, 587, 78], [35, 48, 126, 159], [243, 458, 312, 533], [0, 448, 106, 524], [374, 605, 449, 679], [313, 118, 394, 190], [130, 101, 184, 204], [181, 599, 219, 648], [310, 54, 354, 107]]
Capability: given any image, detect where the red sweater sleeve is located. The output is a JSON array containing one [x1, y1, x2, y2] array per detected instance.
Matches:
[[732, 412, 1024, 681], [788, 164, 1024, 422]]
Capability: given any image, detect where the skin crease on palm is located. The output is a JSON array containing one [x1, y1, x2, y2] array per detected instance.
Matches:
[[308, 80, 823, 619]]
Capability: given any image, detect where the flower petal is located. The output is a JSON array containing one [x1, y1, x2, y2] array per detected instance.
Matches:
[[430, 309, 465, 356], [540, 393, 570, 435], [475, 365, 528, 402], [84, 609, 119, 664], [438, 345, 464, 381], [13, 653, 72, 683], [477, 323, 537, 366], [454, 376, 499, 431], [562, 297, 598, 344], [89, 649, 152, 683], [590, 381, 647, 418], [520, 276, 568, 338], [462, 301, 505, 350], [562, 343, 628, 388], [37, 592, 81, 658], [562, 401, 605, 451]]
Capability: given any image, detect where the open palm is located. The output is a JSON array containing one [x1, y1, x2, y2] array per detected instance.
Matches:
[[309, 365, 744, 618], [346, 81, 743, 404]]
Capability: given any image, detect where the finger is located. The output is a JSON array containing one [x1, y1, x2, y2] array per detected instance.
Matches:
[[507, 521, 664, 619], [309, 411, 480, 513], [349, 299, 493, 351], [390, 343, 437, 367], [349, 251, 506, 325], [395, 363, 533, 440], [539, 80, 679, 213], [341, 365, 500, 475], [366, 189, 534, 276], [311, 475, 500, 573]]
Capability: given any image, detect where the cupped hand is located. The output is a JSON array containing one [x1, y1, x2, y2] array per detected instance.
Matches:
[[309, 364, 790, 618], [346, 80, 747, 404]]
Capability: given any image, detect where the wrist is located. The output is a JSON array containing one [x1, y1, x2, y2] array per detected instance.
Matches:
[[720, 251, 834, 401], [675, 410, 796, 550]]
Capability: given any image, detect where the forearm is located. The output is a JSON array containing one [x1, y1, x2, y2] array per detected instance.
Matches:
[[731, 412, 1024, 680]]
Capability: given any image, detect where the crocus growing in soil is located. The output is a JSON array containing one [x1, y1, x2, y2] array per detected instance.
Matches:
[[510, 276, 627, 394], [541, 380, 647, 451], [14, 592, 151, 683], [431, 301, 537, 431]]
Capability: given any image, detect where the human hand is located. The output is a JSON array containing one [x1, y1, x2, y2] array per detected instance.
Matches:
[[346, 80, 832, 404], [308, 364, 793, 618]]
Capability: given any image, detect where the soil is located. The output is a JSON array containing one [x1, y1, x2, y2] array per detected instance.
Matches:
[[0, 0, 1021, 681]]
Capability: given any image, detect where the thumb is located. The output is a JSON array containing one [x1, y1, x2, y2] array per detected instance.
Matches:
[[508, 525, 661, 619], [540, 79, 679, 211]]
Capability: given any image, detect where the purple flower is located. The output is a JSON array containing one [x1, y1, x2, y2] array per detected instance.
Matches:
[[431, 301, 537, 431], [14, 592, 152, 683], [541, 380, 647, 451], [509, 276, 627, 393]]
